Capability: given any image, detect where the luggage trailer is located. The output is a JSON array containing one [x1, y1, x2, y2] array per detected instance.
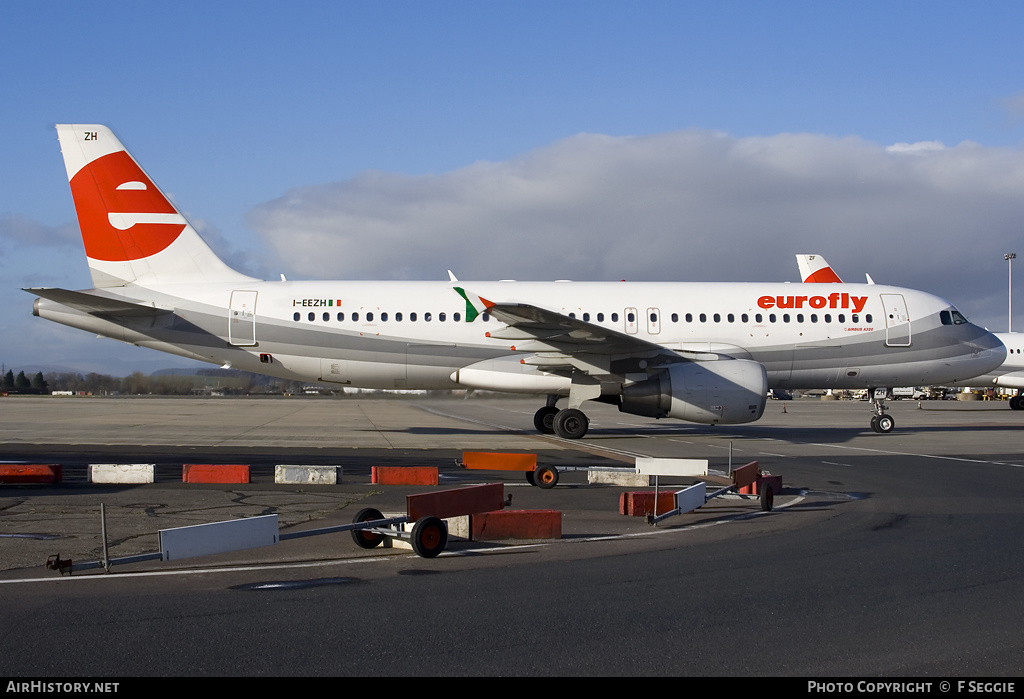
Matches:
[[45, 483, 508, 574], [645, 460, 778, 525]]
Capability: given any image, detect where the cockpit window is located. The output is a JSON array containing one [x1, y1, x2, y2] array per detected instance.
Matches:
[[941, 309, 969, 325]]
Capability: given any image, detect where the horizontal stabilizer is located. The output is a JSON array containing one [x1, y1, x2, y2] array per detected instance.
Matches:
[[25, 287, 172, 317]]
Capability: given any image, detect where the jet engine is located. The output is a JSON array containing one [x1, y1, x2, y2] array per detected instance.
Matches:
[[619, 359, 767, 424]]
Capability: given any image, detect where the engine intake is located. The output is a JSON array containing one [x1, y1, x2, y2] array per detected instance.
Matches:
[[620, 359, 767, 424]]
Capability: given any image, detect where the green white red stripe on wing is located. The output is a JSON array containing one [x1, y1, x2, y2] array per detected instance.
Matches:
[[452, 286, 493, 322]]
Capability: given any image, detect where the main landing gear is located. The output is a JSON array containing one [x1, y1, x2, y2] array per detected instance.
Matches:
[[1009, 391, 1024, 411], [533, 398, 590, 440], [869, 388, 895, 433]]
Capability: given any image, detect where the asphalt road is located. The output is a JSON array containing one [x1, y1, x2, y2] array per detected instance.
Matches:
[[1, 395, 1022, 677]]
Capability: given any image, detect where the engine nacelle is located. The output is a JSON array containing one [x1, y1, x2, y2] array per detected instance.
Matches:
[[620, 359, 767, 424]]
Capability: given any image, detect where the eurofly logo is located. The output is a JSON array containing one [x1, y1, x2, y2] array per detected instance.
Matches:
[[758, 293, 868, 313], [69, 150, 186, 262]]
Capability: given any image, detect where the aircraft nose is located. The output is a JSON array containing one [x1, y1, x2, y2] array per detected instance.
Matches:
[[973, 326, 1007, 371]]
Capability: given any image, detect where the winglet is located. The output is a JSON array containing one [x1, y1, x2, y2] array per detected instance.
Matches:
[[452, 286, 493, 322]]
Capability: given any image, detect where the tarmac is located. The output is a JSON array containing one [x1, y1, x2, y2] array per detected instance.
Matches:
[[2, 394, 1023, 675]]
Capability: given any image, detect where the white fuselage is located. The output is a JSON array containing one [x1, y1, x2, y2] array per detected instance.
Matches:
[[34, 279, 1006, 394]]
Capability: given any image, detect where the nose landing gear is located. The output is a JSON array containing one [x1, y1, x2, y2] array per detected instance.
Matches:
[[869, 388, 895, 433]]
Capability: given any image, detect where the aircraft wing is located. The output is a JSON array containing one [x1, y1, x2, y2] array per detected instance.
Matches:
[[454, 286, 709, 376], [25, 288, 173, 317]]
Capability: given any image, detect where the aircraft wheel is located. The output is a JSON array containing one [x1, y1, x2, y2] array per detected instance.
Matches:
[[870, 415, 880, 433], [1010, 396, 1023, 411], [876, 414, 895, 433], [533, 405, 559, 434], [554, 408, 589, 440], [533, 465, 559, 489], [411, 516, 448, 558], [351, 507, 385, 549], [760, 484, 774, 512]]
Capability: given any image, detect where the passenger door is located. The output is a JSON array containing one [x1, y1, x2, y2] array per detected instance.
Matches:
[[880, 294, 911, 347]]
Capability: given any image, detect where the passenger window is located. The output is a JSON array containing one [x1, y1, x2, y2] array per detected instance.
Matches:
[[482, 313, 490, 322], [755, 313, 762, 323], [396, 312, 402, 321], [454, 312, 461, 322], [727, 313, 734, 323], [337, 312, 345, 321], [686, 313, 693, 322], [713, 313, 720, 323], [783, 314, 790, 323], [439, 312, 446, 322], [852, 314, 859, 323], [366, 312, 374, 322], [627, 312, 635, 323], [583, 313, 590, 321], [742, 313, 749, 323], [381, 312, 388, 321], [323, 312, 329, 322], [597, 313, 604, 322], [425, 312, 432, 322], [308, 312, 315, 322], [611, 313, 618, 322], [352, 312, 359, 322], [825, 314, 832, 323], [865, 314, 872, 323], [796, 314, 803, 323], [671, 313, 678, 322], [769, 314, 776, 323], [700, 313, 707, 323], [838, 314, 845, 323], [293, 312, 300, 322], [410, 312, 417, 321], [810, 314, 817, 323]]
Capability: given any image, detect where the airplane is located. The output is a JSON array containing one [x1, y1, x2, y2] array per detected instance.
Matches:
[[796, 254, 1024, 409], [26, 125, 1005, 440]]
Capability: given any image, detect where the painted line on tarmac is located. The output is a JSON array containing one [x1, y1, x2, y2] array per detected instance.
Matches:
[[802, 442, 1024, 468]]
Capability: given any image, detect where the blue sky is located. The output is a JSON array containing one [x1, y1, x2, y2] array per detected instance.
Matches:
[[3, 1, 1024, 375]]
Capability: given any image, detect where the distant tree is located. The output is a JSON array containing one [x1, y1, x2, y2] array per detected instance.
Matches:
[[2, 370, 12, 391], [122, 371, 149, 395], [31, 372, 48, 393], [14, 371, 30, 391]]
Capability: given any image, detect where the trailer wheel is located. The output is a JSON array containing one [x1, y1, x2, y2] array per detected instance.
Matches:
[[411, 516, 447, 558], [760, 485, 774, 512], [351, 507, 385, 549], [534, 465, 559, 489]]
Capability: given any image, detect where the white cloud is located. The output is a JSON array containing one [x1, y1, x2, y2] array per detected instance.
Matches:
[[246, 129, 1024, 329], [885, 141, 947, 154], [0, 215, 79, 248]]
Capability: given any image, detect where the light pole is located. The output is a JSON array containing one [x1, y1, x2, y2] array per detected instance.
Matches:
[[1006, 253, 1016, 333]]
